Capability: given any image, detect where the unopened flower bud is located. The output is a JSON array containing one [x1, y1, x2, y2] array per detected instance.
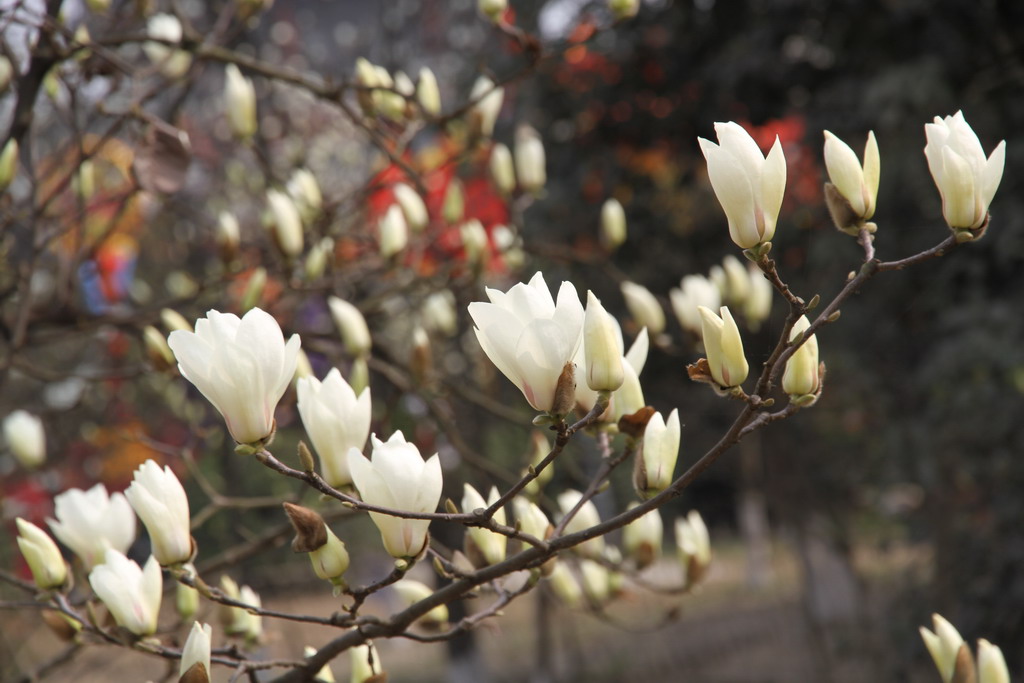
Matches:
[[977, 639, 1010, 683], [417, 67, 441, 116], [522, 431, 553, 497], [623, 504, 663, 569], [350, 643, 383, 683], [144, 325, 176, 371], [721, 255, 750, 309], [547, 561, 583, 608], [600, 198, 626, 250], [744, 264, 773, 332], [557, 490, 603, 558], [144, 14, 192, 79], [489, 143, 516, 196], [782, 315, 820, 399], [512, 497, 552, 541], [161, 308, 192, 333], [302, 646, 336, 683], [583, 291, 624, 392], [670, 274, 720, 335], [378, 204, 408, 258], [216, 211, 241, 263], [410, 326, 432, 385], [580, 559, 613, 603], [240, 267, 267, 314], [225, 64, 257, 140], [920, 613, 966, 683], [0, 139, 18, 192], [698, 306, 748, 388], [621, 282, 665, 336], [609, 0, 640, 19], [180, 621, 212, 683], [478, 0, 507, 21], [460, 219, 488, 265], [4, 410, 45, 469], [125, 460, 193, 566], [675, 510, 711, 588], [304, 237, 334, 281], [469, 77, 503, 138], [515, 125, 546, 194], [287, 168, 323, 225], [635, 409, 680, 499], [443, 178, 465, 223], [393, 183, 428, 232], [421, 291, 457, 337], [393, 579, 449, 629], [823, 130, 879, 232], [176, 565, 199, 619], [267, 189, 304, 258], [16, 518, 67, 589], [462, 484, 507, 567], [328, 296, 372, 357]]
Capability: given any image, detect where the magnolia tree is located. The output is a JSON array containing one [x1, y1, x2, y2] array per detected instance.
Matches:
[[0, 0, 1013, 681]]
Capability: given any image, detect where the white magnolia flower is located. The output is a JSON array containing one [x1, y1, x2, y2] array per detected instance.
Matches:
[[782, 315, 820, 398], [347, 432, 443, 559], [89, 549, 162, 636], [16, 518, 67, 589], [224, 64, 257, 140], [698, 306, 748, 388], [468, 272, 585, 413], [180, 622, 212, 682], [557, 490, 604, 558], [924, 111, 1005, 230], [670, 275, 721, 335], [125, 460, 192, 566], [48, 484, 136, 570], [168, 308, 301, 445], [462, 484, 507, 566], [296, 368, 371, 488], [3, 409, 45, 468], [620, 282, 665, 335], [823, 130, 879, 221], [638, 409, 680, 498], [699, 121, 786, 249], [920, 613, 965, 683]]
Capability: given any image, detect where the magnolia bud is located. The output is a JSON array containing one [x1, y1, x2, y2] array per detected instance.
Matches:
[[180, 622, 212, 683], [239, 267, 267, 314], [287, 168, 323, 225], [144, 325, 176, 371], [303, 646, 336, 683], [225, 64, 257, 140], [442, 178, 465, 223], [144, 14, 192, 79], [460, 219, 488, 265], [557, 490, 604, 558], [512, 497, 552, 541], [580, 559, 612, 603], [635, 408, 680, 499], [621, 282, 665, 336], [393, 183, 429, 232], [920, 613, 965, 683], [4, 410, 45, 469], [547, 561, 583, 608], [744, 264, 773, 332], [304, 237, 334, 281], [675, 510, 711, 588], [16, 518, 67, 589], [354, 58, 380, 115], [462, 484, 507, 567], [410, 326, 432, 385], [583, 291, 624, 392], [515, 125, 546, 193], [782, 315, 820, 399], [267, 189, 304, 258], [977, 639, 1010, 683], [378, 204, 408, 258], [622, 504, 663, 569], [697, 305, 748, 388], [417, 67, 441, 117], [721, 255, 750, 309], [350, 643, 383, 683], [0, 139, 17, 192], [478, 0, 507, 21], [161, 308, 193, 333], [469, 77, 503, 138], [600, 198, 626, 250], [421, 291, 458, 337], [216, 211, 241, 263], [176, 565, 199, 619], [823, 130, 880, 231], [393, 579, 449, 630], [328, 296, 372, 357], [522, 430, 553, 497], [489, 143, 516, 196]]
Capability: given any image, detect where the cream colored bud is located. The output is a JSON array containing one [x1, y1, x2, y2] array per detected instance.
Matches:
[[512, 497, 551, 540], [125, 460, 193, 566], [675, 510, 711, 588], [636, 409, 680, 498], [443, 178, 465, 223], [293, 349, 314, 384], [670, 274, 721, 335], [698, 306, 748, 388], [225, 64, 257, 140], [479, 0, 507, 21], [328, 297, 372, 357], [920, 613, 965, 683], [417, 67, 441, 116], [460, 219, 488, 264], [977, 639, 1010, 683], [16, 518, 67, 589], [144, 325, 176, 371], [393, 183, 429, 232], [267, 189, 304, 258], [0, 139, 18, 192], [823, 130, 879, 223], [515, 125, 546, 193], [579, 559, 612, 603], [310, 526, 350, 587], [557, 490, 604, 558], [303, 646, 336, 683], [721, 255, 750, 308], [462, 485, 507, 566], [421, 291, 458, 337], [782, 315, 819, 398], [180, 622, 212, 683], [350, 643, 383, 683], [216, 211, 241, 263], [161, 308, 193, 333], [144, 14, 192, 79], [4, 410, 45, 468], [600, 198, 627, 250], [924, 111, 1005, 232], [699, 122, 786, 249], [393, 579, 449, 628], [469, 77, 503, 138], [176, 565, 199, 619], [583, 291, 624, 392], [379, 204, 408, 258], [743, 264, 773, 332], [88, 550, 162, 635], [490, 143, 516, 195], [240, 267, 267, 314], [547, 561, 583, 608], [622, 504, 663, 569], [621, 282, 665, 335], [304, 237, 334, 280], [394, 71, 415, 97], [287, 168, 323, 224], [236, 585, 262, 642]]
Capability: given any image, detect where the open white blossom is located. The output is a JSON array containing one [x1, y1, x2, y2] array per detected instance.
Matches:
[[48, 484, 136, 570], [89, 549, 162, 636], [125, 460, 192, 566], [297, 368, 371, 488]]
